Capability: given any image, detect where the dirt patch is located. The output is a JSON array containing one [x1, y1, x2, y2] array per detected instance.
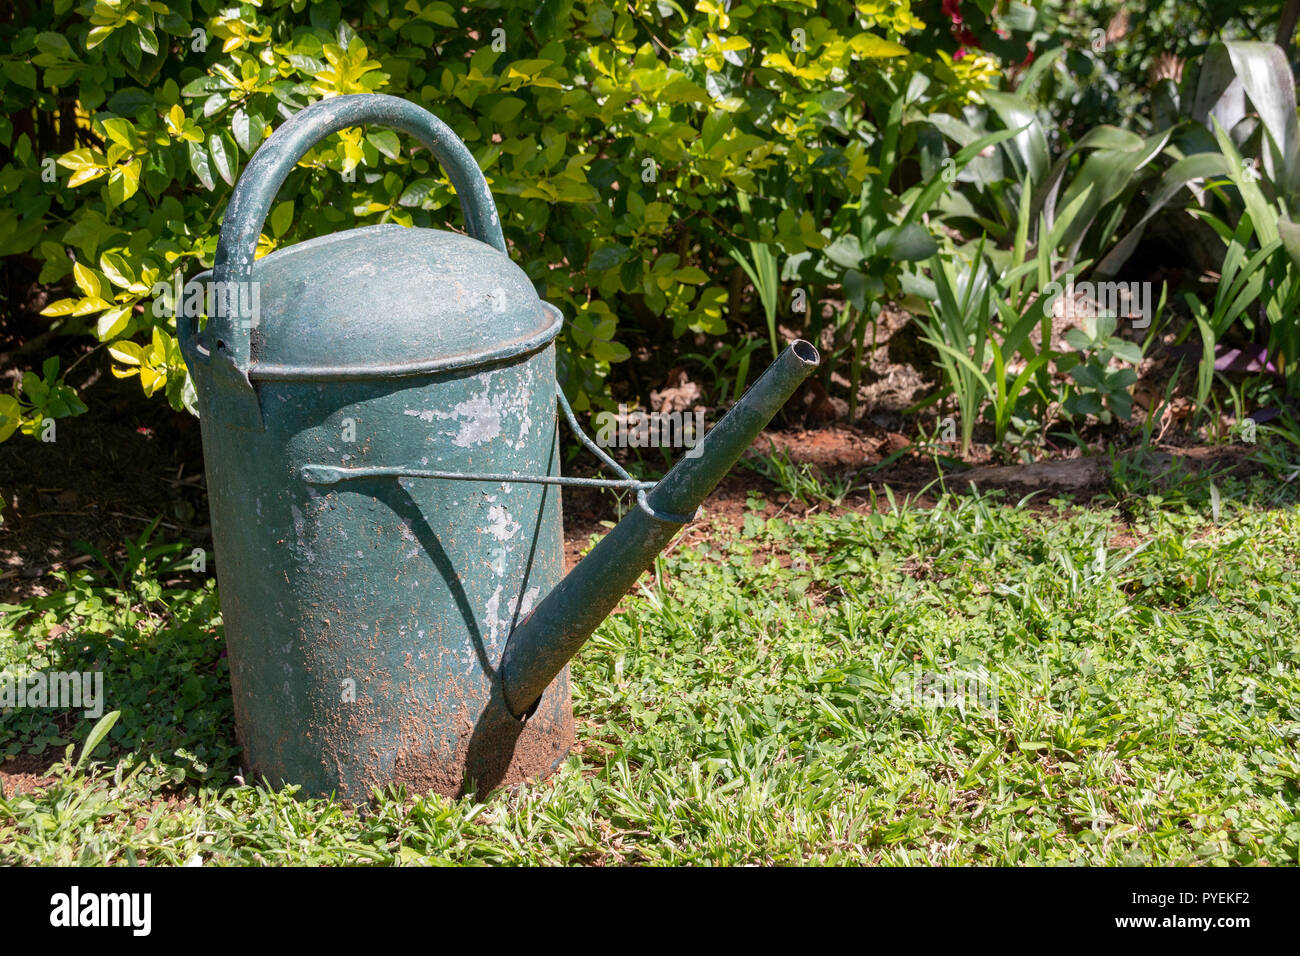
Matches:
[[1, 346, 208, 602], [0, 752, 61, 796], [760, 426, 909, 469], [858, 303, 937, 426], [962, 457, 1108, 493], [963, 444, 1258, 495]]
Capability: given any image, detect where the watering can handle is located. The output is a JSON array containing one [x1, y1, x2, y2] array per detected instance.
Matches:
[[207, 93, 507, 372]]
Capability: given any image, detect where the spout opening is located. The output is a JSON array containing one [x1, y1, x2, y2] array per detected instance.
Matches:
[[791, 339, 820, 365]]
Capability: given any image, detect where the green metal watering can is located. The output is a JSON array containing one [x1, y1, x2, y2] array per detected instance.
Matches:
[[178, 94, 819, 800]]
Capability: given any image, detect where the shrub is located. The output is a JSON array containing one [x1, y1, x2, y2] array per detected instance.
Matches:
[[0, 0, 1000, 442]]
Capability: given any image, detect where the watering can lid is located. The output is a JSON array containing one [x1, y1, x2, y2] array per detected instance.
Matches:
[[237, 223, 559, 380]]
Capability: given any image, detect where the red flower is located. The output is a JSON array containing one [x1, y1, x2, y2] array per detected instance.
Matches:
[[945, 0, 982, 56]]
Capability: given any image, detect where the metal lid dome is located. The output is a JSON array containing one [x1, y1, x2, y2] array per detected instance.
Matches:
[[238, 224, 559, 381]]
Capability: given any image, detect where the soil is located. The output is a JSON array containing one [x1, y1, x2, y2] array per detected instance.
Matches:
[[0, 352, 208, 602], [0, 751, 60, 796]]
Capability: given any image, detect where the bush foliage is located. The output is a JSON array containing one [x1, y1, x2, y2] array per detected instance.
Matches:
[[5, 1, 1298, 456], [0, 0, 1005, 440]]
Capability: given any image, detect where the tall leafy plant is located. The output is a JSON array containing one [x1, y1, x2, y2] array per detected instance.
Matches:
[[927, 87, 1201, 277], [807, 75, 1023, 422], [917, 234, 1055, 457], [722, 192, 781, 360]]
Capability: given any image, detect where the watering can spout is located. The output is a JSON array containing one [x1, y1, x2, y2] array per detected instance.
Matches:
[[501, 340, 821, 717]]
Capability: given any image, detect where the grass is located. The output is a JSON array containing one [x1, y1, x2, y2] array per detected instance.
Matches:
[[2, 470, 1299, 865]]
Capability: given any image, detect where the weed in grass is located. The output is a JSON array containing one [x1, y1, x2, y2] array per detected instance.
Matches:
[[740, 445, 862, 508]]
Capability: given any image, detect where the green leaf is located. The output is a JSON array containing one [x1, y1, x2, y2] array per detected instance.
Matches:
[[398, 178, 439, 207], [39, 298, 79, 317], [231, 108, 266, 154], [98, 252, 135, 289], [532, 0, 575, 42], [983, 91, 1050, 187], [1192, 41, 1300, 198], [72, 261, 101, 299], [851, 35, 908, 58], [488, 98, 526, 124], [1277, 215, 1300, 272], [270, 201, 294, 238], [107, 160, 141, 205], [902, 124, 1026, 228], [589, 244, 632, 270], [136, 24, 158, 56], [62, 211, 120, 259], [86, 25, 114, 49], [181, 74, 232, 97], [1194, 310, 1216, 409], [74, 710, 120, 772], [3, 59, 37, 89], [95, 305, 132, 341], [0, 394, 20, 443], [108, 341, 144, 365], [823, 234, 865, 270], [1109, 340, 1143, 365], [877, 223, 938, 262], [208, 131, 238, 186], [843, 268, 868, 311], [57, 148, 98, 173], [366, 129, 401, 160], [1064, 327, 1093, 351], [188, 141, 215, 191]]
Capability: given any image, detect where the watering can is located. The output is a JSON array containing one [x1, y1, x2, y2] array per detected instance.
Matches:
[[178, 94, 819, 800]]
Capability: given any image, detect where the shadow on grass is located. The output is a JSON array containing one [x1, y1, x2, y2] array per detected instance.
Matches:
[[0, 564, 240, 793]]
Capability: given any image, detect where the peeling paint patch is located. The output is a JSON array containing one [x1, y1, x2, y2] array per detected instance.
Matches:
[[406, 370, 538, 450], [484, 585, 542, 645], [484, 586, 503, 643], [486, 504, 520, 541], [444, 395, 501, 447]]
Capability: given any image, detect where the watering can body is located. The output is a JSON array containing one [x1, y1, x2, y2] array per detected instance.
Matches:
[[181, 95, 818, 801]]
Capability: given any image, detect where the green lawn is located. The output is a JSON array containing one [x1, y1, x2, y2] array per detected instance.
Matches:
[[2, 468, 1299, 865]]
